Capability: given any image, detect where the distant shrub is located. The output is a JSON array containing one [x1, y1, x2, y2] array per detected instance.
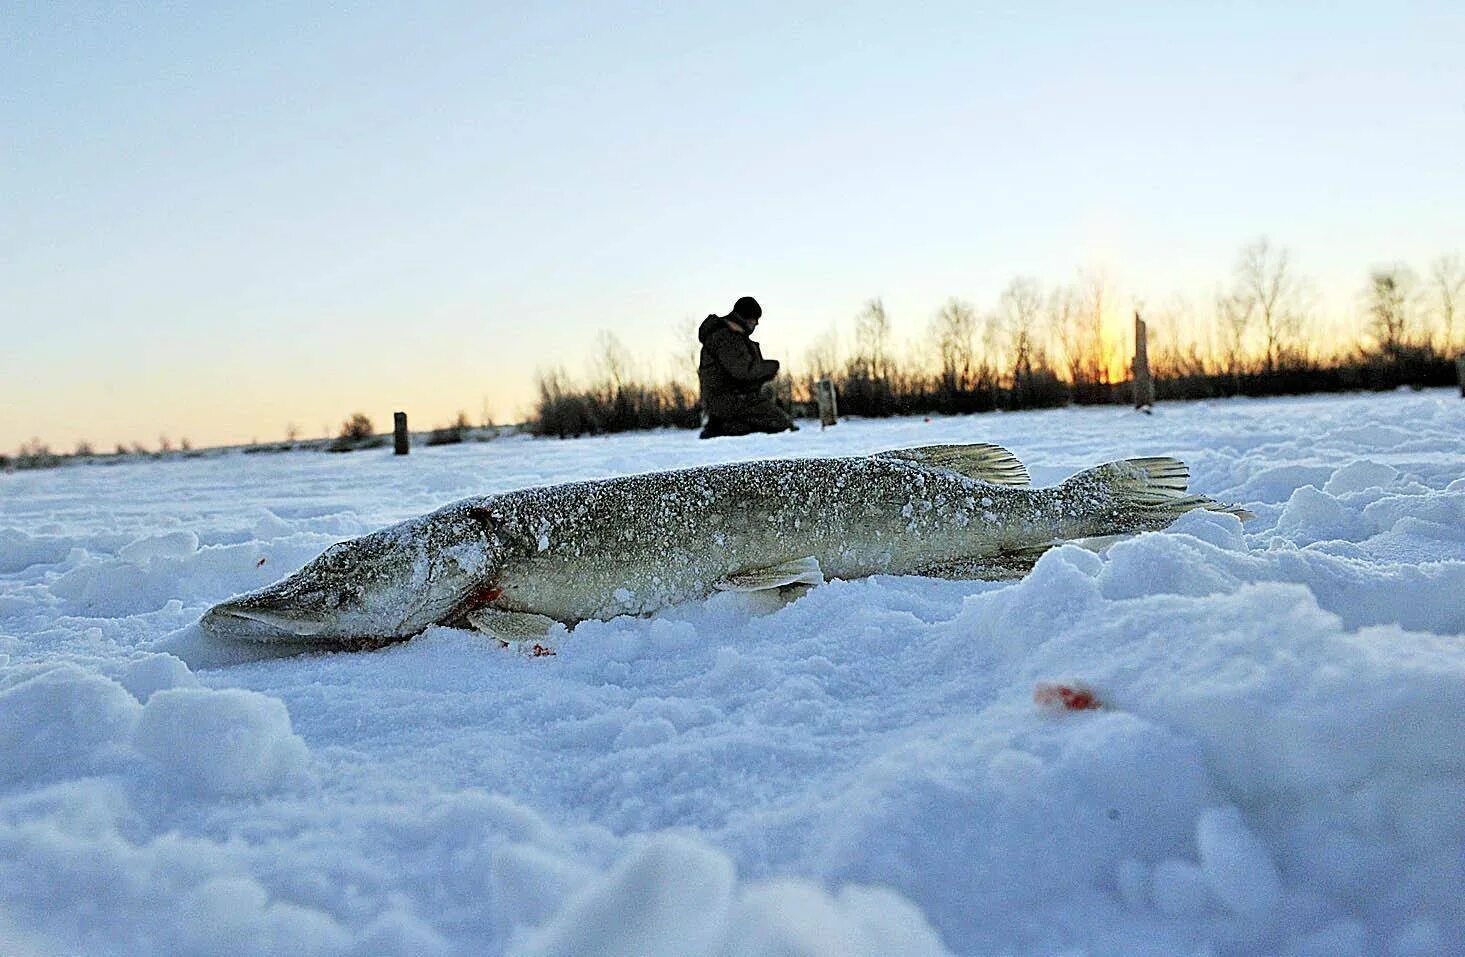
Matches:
[[427, 411, 472, 446], [426, 427, 463, 446], [15, 439, 60, 470], [531, 369, 701, 438], [328, 435, 386, 453], [339, 413, 375, 440], [327, 413, 386, 452]]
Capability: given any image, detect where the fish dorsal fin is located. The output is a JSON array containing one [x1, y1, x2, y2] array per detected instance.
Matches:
[[875, 443, 1030, 486]]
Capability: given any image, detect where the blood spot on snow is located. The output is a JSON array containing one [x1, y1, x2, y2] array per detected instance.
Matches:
[[530, 644, 556, 657], [1034, 681, 1103, 712]]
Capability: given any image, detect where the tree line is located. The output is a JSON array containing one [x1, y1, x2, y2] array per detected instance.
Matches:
[[532, 240, 1465, 438], [7, 240, 1462, 462]]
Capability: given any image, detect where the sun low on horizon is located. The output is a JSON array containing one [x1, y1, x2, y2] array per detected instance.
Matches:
[[4, 2, 1463, 454]]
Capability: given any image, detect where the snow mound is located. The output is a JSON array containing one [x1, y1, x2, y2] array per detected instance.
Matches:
[[133, 688, 314, 796], [119, 530, 200, 564], [0, 527, 75, 573], [508, 834, 949, 957], [1196, 805, 1282, 918], [115, 653, 200, 702], [0, 664, 140, 786]]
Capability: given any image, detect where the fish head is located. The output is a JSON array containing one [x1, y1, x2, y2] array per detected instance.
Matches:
[[201, 510, 498, 642]]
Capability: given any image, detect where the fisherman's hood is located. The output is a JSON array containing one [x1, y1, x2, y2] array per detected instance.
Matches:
[[699, 313, 747, 342]]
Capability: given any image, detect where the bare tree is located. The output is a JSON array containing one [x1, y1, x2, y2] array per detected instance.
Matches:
[[999, 277, 1043, 386], [1365, 266, 1418, 358], [1231, 238, 1306, 372], [1214, 288, 1255, 377], [930, 298, 977, 390], [1429, 254, 1464, 353], [670, 316, 702, 387], [1046, 282, 1085, 384], [1149, 295, 1209, 378], [590, 331, 633, 394], [803, 325, 841, 380], [980, 309, 1006, 382], [1076, 271, 1113, 383], [853, 298, 892, 380]]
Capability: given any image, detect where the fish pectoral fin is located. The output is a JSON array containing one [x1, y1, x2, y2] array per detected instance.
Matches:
[[875, 443, 1030, 486], [465, 607, 562, 642], [715, 556, 825, 592]]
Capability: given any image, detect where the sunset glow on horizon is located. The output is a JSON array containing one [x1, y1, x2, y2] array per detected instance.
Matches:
[[4, 2, 1463, 453]]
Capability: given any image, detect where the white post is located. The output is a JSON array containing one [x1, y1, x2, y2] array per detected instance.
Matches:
[[1132, 312, 1155, 411], [815, 378, 839, 428]]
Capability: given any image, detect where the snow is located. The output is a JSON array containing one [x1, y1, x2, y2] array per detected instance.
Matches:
[[133, 688, 315, 797], [2, 389, 1463, 956]]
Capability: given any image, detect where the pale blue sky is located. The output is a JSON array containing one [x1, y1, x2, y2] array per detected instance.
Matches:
[[4, 1, 1462, 450]]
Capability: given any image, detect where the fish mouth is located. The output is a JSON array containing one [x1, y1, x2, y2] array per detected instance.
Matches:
[[201, 602, 336, 640]]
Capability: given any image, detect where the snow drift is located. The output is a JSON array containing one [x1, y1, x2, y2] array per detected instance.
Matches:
[[2, 389, 1462, 955]]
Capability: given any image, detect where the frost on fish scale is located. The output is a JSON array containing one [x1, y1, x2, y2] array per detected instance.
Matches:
[[468, 453, 1176, 626]]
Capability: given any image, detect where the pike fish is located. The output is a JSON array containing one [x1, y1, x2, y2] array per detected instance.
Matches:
[[199, 444, 1246, 649]]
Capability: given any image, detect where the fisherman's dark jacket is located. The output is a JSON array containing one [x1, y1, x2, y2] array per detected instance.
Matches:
[[696, 315, 781, 417]]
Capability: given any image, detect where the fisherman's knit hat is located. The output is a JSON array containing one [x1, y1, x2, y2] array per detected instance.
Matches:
[[733, 296, 762, 321]]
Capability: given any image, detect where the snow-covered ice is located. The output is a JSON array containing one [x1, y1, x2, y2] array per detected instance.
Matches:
[[2, 389, 1463, 956]]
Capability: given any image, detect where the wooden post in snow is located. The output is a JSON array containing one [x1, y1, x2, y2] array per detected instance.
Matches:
[[815, 378, 839, 429], [1456, 354, 1465, 398], [1132, 311, 1155, 412], [393, 412, 409, 455]]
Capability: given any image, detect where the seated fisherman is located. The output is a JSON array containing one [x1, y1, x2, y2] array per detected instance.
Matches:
[[696, 296, 798, 439]]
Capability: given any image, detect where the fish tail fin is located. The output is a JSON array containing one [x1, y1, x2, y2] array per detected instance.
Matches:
[[1064, 457, 1253, 526]]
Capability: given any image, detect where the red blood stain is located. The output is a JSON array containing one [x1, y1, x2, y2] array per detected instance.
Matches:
[[470, 583, 503, 607], [1034, 681, 1103, 712], [494, 639, 556, 658]]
